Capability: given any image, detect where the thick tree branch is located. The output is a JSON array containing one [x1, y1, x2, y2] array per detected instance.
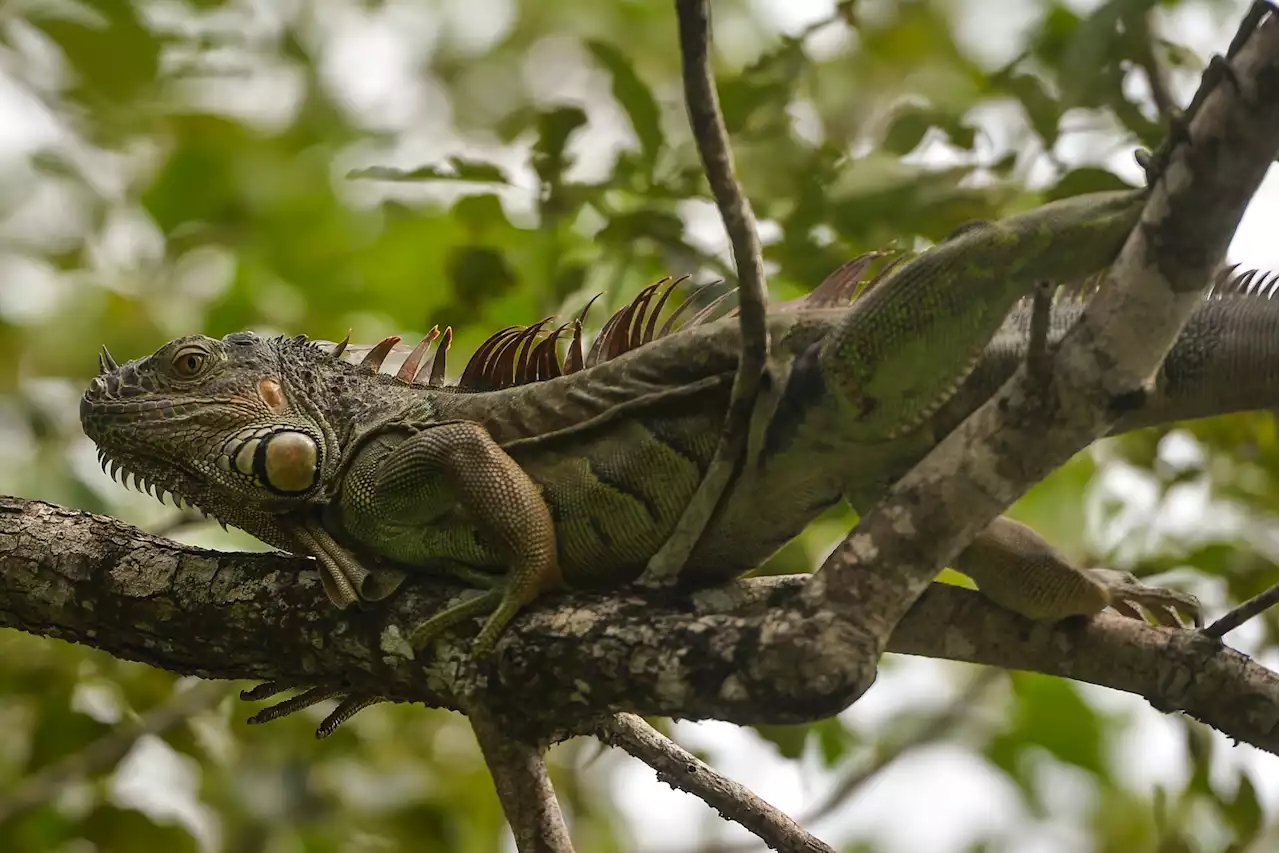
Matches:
[[470, 707, 574, 853], [1, 498, 1273, 752], [799, 3, 1278, 673], [643, 0, 770, 584], [599, 713, 834, 853]]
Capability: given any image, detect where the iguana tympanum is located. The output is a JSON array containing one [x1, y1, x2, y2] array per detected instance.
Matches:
[[81, 189, 1277, 672]]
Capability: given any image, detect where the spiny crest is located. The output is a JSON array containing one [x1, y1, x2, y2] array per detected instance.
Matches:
[[1021, 264, 1277, 306], [93, 447, 228, 529], [1207, 265, 1279, 300], [319, 250, 904, 392]]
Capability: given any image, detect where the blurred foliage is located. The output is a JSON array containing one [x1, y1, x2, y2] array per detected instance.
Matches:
[[0, 1, 1274, 851]]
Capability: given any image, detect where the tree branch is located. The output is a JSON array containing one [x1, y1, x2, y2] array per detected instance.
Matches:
[[599, 713, 835, 853], [469, 707, 575, 853], [1, 498, 1273, 752], [643, 0, 771, 584], [797, 0, 1278, 681], [1205, 584, 1279, 638]]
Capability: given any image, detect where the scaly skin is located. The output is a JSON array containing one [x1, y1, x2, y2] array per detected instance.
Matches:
[[81, 189, 1278, 658]]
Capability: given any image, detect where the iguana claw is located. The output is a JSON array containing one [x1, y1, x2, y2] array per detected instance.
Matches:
[[1140, 0, 1271, 188], [242, 680, 387, 738], [1089, 568, 1203, 628]]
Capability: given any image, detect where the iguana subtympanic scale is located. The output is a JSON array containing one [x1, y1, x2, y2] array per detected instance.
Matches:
[[81, 189, 1279, 658]]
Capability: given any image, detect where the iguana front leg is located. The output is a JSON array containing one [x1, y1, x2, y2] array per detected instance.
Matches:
[[341, 421, 560, 655], [954, 516, 1201, 627]]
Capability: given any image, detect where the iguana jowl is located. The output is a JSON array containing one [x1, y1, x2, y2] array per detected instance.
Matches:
[[80, 189, 1279, 660]]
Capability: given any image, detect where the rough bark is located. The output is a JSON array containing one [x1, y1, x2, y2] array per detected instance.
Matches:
[[1, 497, 1273, 752]]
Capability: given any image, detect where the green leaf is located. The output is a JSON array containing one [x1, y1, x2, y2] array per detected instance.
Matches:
[[587, 40, 663, 174], [883, 108, 933, 156], [1045, 167, 1133, 201], [1224, 773, 1263, 839], [533, 106, 589, 186], [596, 209, 686, 246], [1000, 72, 1063, 147], [445, 246, 519, 311], [348, 157, 507, 184], [988, 674, 1109, 782], [754, 723, 812, 759], [883, 107, 977, 156]]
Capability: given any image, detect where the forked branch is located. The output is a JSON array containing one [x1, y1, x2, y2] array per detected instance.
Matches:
[[470, 707, 575, 853]]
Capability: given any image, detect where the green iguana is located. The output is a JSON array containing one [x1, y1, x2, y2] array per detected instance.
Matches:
[[81, 188, 1278, 677]]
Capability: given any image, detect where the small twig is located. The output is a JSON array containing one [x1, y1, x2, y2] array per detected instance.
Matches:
[[1025, 280, 1054, 382], [643, 0, 772, 585], [709, 670, 1000, 853], [0, 679, 226, 825], [599, 713, 835, 853], [788, 670, 999, 830], [470, 708, 574, 853], [1126, 8, 1175, 121], [1204, 584, 1279, 638]]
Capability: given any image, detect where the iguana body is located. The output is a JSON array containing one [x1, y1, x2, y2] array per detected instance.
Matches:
[[80, 189, 1279, 655]]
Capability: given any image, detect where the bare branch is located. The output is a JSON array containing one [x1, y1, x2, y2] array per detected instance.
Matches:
[[795, 669, 999, 829], [0, 679, 226, 825], [1127, 7, 1176, 121], [1205, 584, 1279, 638], [599, 713, 835, 853], [1, 497, 1274, 752], [470, 707, 575, 853], [711, 669, 1002, 853], [643, 0, 771, 585]]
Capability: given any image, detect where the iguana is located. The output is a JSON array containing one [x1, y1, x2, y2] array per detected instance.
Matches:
[[81, 186, 1278, 685]]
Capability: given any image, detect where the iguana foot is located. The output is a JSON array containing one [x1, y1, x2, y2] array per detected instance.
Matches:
[[409, 587, 506, 654], [241, 681, 387, 739], [1088, 568, 1203, 628], [1138, 8, 1262, 188]]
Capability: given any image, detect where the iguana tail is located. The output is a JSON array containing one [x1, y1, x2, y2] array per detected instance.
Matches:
[[1111, 268, 1278, 433], [941, 267, 1278, 436]]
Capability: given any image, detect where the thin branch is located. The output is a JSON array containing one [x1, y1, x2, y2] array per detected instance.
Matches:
[[710, 669, 1001, 853], [1127, 7, 1176, 121], [599, 713, 835, 853], [794, 669, 1000, 829], [642, 0, 771, 585], [0, 679, 226, 825], [470, 707, 574, 853], [1205, 584, 1279, 638]]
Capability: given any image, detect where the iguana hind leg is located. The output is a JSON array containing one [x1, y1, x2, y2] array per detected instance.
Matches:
[[954, 516, 1201, 627]]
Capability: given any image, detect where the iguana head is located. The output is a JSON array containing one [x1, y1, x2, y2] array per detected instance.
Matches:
[[80, 332, 351, 547]]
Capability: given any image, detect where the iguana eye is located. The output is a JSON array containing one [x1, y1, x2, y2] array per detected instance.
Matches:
[[171, 348, 207, 378]]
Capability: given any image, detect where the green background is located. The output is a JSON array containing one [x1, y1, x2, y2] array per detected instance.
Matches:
[[0, 1, 1274, 851]]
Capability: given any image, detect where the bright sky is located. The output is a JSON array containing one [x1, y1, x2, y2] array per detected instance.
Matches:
[[0, 1, 1274, 852]]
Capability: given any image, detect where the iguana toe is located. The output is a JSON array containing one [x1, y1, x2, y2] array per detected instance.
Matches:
[[1089, 568, 1203, 628]]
